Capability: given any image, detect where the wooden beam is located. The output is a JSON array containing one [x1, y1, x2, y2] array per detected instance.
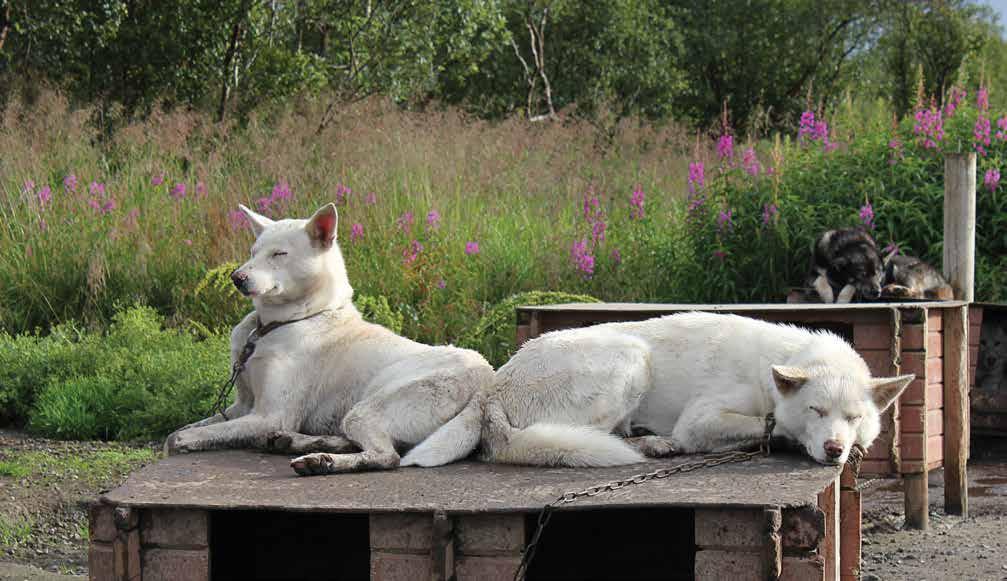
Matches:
[[943, 153, 977, 301], [903, 472, 929, 530], [943, 305, 969, 516]]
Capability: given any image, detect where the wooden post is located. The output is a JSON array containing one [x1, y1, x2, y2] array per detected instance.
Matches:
[[903, 473, 929, 530], [943, 305, 969, 516], [943, 153, 976, 301]]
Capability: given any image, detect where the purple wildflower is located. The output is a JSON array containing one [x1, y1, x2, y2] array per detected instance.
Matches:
[[196, 181, 207, 197], [464, 241, 480, 256], [913, 105, 944, 149], [426, 210, 441, 230], [151, 173, 165, 187], [570, 239, 595, 276], [591, 220, 607, 245], [687, 161, 705, 194], [888, 138, 903, 165], [974, 115, 991, 156], [350, 223, 364, 242], [716, 208, 734, 233], [402, 240, 424, 265], [762, 203, 778, 227], [882, 242, 900, 256], [228, 210, 249, 230], [272, 180, 292, 202], [977, 86, 989, 112], [89, 181, 106, 197], [798, 111, 829, 145], [63, 174, 78, 193], [184, 239, 193, 246], [37, 185, 52, 208], [335, 183, 352, 205], [436, 279, 447, 290], [630, 186, 645, 220], [397, 212, 415, 232], [102, 198, 117, 214], [170, 183, 186, 200], [859, 202, 875, 230], [717, 134, 734, 161], [23, 180, 35, 193], [743, 147, 761, 176], [255, 197, 272, 213], [984, 168, 1000, 193], [944, 87, 966, 117], [610, 248, 622, 266], [582, 190, 602, 221], [365, 192, 377, 205]]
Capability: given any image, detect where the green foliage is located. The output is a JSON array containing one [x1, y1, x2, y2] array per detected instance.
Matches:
[[0, 515, 32, 547], [0, 306, 229, 440], [458, 291, 600, 367], [355, 294, 405, 335]]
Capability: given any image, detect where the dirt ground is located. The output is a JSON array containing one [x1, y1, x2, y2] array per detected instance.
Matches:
[[1, 431, 1006, 580]]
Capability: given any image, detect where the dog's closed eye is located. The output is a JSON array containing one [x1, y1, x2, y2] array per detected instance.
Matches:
[[271, 251, 288, 258], [809, 406, 826, 418], [844, 414, 862, 422]]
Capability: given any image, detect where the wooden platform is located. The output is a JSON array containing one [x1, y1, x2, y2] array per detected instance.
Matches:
[[90, 451, 853, 581]]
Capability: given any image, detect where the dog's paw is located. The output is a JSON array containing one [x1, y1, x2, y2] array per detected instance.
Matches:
[[881, 284, 915, 299], [291, 453, 338, 476], [163, 431, 191, 456], [628, 435, 676, 458], [266, 431, 294, 453]]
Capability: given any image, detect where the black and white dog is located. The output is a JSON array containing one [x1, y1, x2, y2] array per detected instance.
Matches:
[[805, 228, 953, 303]]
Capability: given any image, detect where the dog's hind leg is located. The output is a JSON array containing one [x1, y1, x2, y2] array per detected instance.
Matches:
[[290, 403, 401, 476], [624, 435, 676, 458], [671, 398, 767, 454], [265, 431, 358, 455]]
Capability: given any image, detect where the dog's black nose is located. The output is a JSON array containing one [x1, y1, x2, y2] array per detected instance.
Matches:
[[823, 440, 843, 459], [231, 270, 248, 291]]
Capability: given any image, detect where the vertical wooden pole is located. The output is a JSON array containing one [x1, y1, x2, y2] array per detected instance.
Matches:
[[839, 461, 862, 581], [943, 305, 969, 516], [943, 153, 976, 301], [903, 472, 929, 529]]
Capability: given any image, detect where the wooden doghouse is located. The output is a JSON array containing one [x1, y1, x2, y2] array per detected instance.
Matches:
[[516, 301, 981, 531]]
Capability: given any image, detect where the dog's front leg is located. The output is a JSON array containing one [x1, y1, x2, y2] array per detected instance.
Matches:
[[811, 274, 835, 303], [671, 398, 768, 454], [835, 284, 856, 303], [164, 414, 284, 455]]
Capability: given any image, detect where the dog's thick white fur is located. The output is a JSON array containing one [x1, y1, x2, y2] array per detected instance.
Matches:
[[164, 203, 493, 475], [478, 312, 914, 467]]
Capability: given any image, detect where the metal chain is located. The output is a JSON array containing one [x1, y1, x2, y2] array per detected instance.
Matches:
[[512, 416, 776, 581]]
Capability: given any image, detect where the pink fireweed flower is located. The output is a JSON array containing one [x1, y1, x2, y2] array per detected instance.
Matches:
[[995, 116, 1007, 141], [196, 181, 207, 197], [859, 202, 875, 230], [570, 239, 595, 276], [426, 210, 441, 230], [717, 134, 734, 161], [63, 174, 78, 193], [436, 279, 447, 290], [629, 186, 645, 219], [170, 183, 186, 200], [184, 239, 193, 246], [271, 180, 292, 202], [687, 161, 705, 195], [37, 185, 52, 208], [977, 86, 989, 112], [228, 210, 249, 230], [974, 115, 991, 156], [365, 192, 377, 205], [102, 198, 117, 214], [397, 212, 415, 232], [23, 180, 35, 193], [151, 173, 165, 186], [888, 138, 903, 165], [944, 87, 966, 117], [883, 242, 900, 256], [798, 111, 829, 144], [464, 241, 480, 256], [255, 197, 272, 213], [743, 147, 761, 176], [89, 181, 106, 197], [335, 183, 352, 205], [582, 191, 601, 221], [610, 248, 622, 266], [913, 105, 944, 149], [762, 203, 778, 227], [402, 240, 423, 265], [350, 222, 364, 242], [984, 168, 1000, 192], [716, 208, 734, 233], [591, 220, 607, 245]]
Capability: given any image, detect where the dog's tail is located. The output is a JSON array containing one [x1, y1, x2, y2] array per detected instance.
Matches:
[[400, 392, 484, 467], [479, 396, 643, 467]]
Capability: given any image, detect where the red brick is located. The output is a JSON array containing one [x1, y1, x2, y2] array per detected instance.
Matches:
[[455, 515, 524, 556], [369, 513, 431, 552], [141, 509, 208, 548], [902, 324, 925, 350], [695, 509, 765, 548], [926, 357, 943, 384], [695, 550, 764, 581], [89, 504, 116, 543], [141, 548, 209, 581], [370, 552, 431, 581], [927, 331, 942, 357], [853, 324, 890, 350], [927, 382, 943, 408], [455, 556, 521, 581], [781, 555, 825, 581], [89, 542, 116, 581], [926, 409, 943, 436]]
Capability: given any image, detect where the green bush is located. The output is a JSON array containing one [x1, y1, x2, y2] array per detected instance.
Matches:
[[4, 306, 230, 440]]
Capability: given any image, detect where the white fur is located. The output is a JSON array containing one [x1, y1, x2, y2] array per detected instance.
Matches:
[[164, 204, 494, 474], [480, 312, 913, 467]]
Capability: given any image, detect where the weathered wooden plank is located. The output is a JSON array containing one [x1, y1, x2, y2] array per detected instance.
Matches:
[[853, 324, 890, 350], [518, 301, 968, 314], [942, 153, 977, 301], [943, 304, 969, 516], [903, 472, 929, 530], [927, 331, 942, 357]]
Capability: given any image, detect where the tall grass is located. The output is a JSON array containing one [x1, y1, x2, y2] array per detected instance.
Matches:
[[1, 94, 699, 343]]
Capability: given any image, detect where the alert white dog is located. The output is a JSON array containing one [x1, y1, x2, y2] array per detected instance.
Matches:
[[480, 312, 913, 466], [164, 203, 493, 475]]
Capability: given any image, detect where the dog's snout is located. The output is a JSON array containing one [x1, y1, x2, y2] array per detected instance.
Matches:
[[823, 439, 843, 459], [231, 270, 248, 290]]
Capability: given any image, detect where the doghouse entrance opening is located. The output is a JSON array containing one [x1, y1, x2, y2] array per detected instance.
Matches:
[[524, 507, 695, 581], [211, 511, 369, 581]]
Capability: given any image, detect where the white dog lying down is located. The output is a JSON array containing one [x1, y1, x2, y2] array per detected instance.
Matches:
[[478, 312, 913, 466], [164, 203, 493, 475]]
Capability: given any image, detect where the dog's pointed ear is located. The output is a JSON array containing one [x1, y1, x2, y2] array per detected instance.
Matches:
[[866, 374, 914, 411], [772, 365, 808, 396], [306, 203, 338, 248], [238, 204, 274, 237]]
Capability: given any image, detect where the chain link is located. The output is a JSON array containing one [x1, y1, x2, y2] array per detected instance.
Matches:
[[512, 420, 775, 581]]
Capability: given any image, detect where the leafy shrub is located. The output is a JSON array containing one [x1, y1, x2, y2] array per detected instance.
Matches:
[[458, 291, 600, 367], [355, 294, 405, 334]]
